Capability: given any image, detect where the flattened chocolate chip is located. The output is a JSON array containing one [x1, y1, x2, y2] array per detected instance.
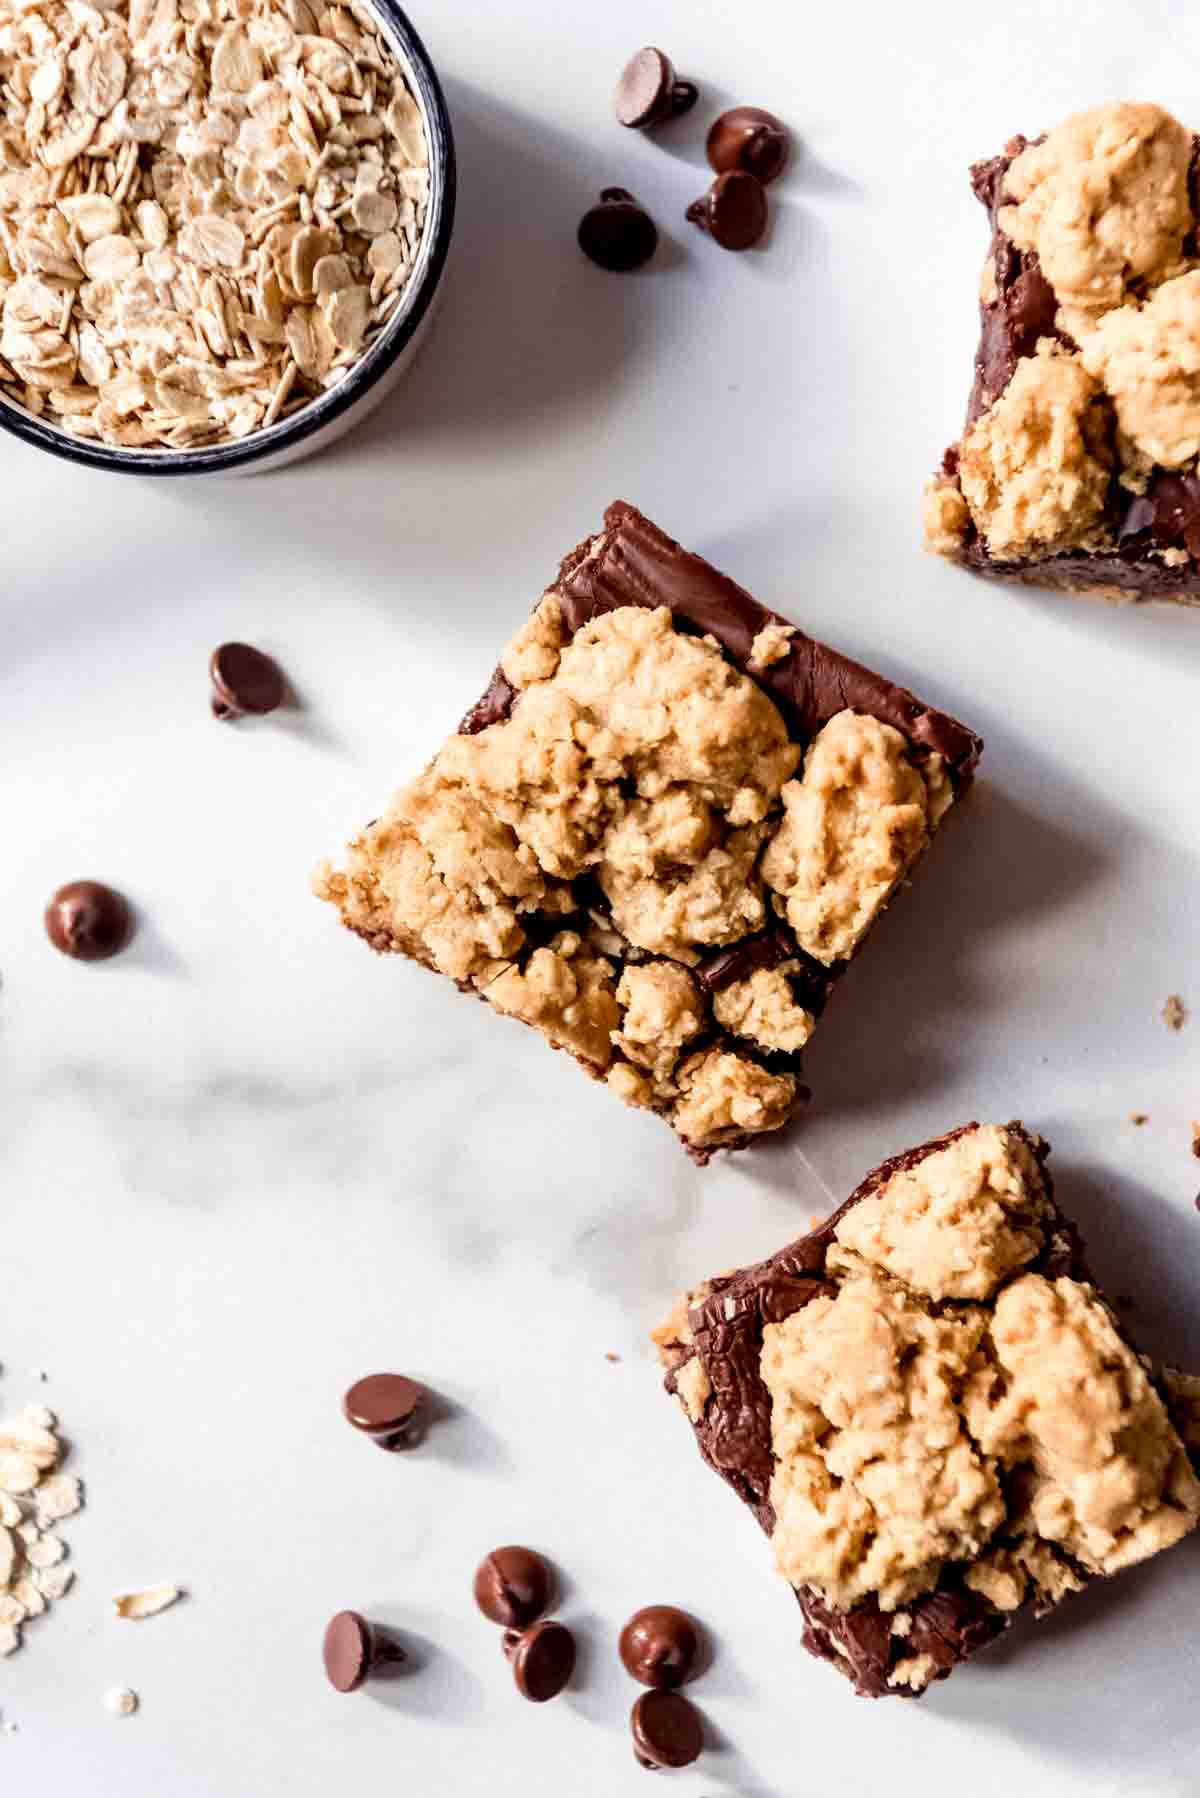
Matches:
[[630, 1689, 703, 1769], [209, 641, 285, 720], [322, 1611, 406, 1693], [473, 1546, 553, 1628], [578, 189, 658, 271], [44, 881, 133, 961], [686, 171, 768, 251], [342, 1374, 427, 1450], [503, 1620, 576, 1702], [619, 1606, 702, 1688], [615, 46, 697, 129], [706, 107, 790, 184]]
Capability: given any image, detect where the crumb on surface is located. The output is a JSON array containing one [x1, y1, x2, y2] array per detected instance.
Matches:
[[605, 1352, 621, 1363], [103, 1686, 139, 1718], [1163, 994, 1187, 1031], [1129, 1112, 1149, 1126], [1191, 1121, 1200, 1160]]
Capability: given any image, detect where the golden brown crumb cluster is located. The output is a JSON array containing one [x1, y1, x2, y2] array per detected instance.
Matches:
[[316, 604, 956, 1151], [759, 1126, 1200, 1621], [926, 101, 1200, 574]]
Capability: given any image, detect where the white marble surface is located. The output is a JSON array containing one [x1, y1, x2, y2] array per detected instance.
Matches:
[[3, 1, 1200, 1792]]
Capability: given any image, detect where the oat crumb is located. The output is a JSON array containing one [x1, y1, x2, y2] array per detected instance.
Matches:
[[104, 1686, 139, 1718], [1163, 994, 1188, 1031], [1129, 1112, 1149, 1126], [605, 1352, 622, 1363]]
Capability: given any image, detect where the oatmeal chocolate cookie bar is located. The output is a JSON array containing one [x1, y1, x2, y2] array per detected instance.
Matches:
[[925, 102, 1200, 604], [655, 1123, 1200, 1694], [315, 503, 982, 1161]]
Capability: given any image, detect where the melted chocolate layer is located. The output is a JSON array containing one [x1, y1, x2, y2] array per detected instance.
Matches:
[[462, 503, 984, 781]]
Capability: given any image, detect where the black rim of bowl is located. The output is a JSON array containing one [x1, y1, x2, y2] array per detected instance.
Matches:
[[0, 0, 456, 477]]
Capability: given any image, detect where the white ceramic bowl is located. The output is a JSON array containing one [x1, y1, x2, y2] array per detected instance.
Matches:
[[0, 0, 455, 477]]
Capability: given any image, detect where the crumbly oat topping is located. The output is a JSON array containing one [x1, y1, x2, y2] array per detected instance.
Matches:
[[761, 711, 947, 966], [829, 1123, 1047, 1302], [487, 931, 618, 1069], [748, 621, 795, 669], [957, 343, 1113, 557], [964, 1275, 1200, 1575], [649, 1284, 712, 1372], [999, 103, 1194, 338], [0, 0, 429, 450], [0, 1405, 80, 1657], [1079, 271, 1200, 471], [759, 1124, 1200, 1617], [611, 962, 705, 1086], [711, 962, 815, 1054], [500, 594, 567, 690], [764, 1269, 1005, 1611], [674, 1356, 712, 1423], [921, 476, 971, 557], [670, 1048, 796, 1147], [104, 1686, 140, 1716]]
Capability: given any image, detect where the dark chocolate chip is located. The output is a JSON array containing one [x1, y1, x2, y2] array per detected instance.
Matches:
[[473, 1546, 553, 1628], [686, 171, 768, 252], [630, 1690, 703, 1769], [502, 1620, 576, 1702], [44, 881, 133, 962], [322, 1611, 406, 1693], [618, 1606, 702, 1688], [706, 107, 790, 184], [578, 190, 658, 272], [209, 641, 285, 720], [342, 1374, 427, 1451], [1119, 472, 1200, 560], [614, 47, 697, 129]]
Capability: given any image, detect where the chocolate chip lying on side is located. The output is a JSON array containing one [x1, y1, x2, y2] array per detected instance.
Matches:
[[209, 641, 285, 720], [473, 1546, 554, 1628], [615, 46, 697, 129], [322, 1611, 406, 1693], [706, 107, 790, 184], [619, 1606, 702, 1689], [503, 1620, 576, 1702], [44, 881, 133, 962], [686, 171, 768, 251], [630, 1689, 703, 1769], [342, 1374, 427, 1451], [578, 189, 658, 272]]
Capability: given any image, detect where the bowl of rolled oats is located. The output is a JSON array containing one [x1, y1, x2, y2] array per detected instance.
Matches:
[[0, 0, 454, 472]]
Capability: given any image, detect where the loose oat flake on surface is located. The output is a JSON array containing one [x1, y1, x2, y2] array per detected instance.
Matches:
[[0, 0, 430, 450], [0, 1403, 80, 1657], [112, 1583, 182, 1619]]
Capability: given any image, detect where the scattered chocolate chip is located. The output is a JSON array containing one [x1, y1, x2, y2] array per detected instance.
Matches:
[[342, 1374, 427, 1450], [578, 189, 658, 272], [322, 1611, 406, 1693], [706, 107, 790, 184], [503, 1620, 576, 1702], [44, 881, 133, 962], [209, 641, 285, 720], [685, 171, 768, 251], [630, 1689, 703, 1769], [614, 47, 697, 129], [473, 1546, 553, 1628], [619, 1606, 702, 1689]]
